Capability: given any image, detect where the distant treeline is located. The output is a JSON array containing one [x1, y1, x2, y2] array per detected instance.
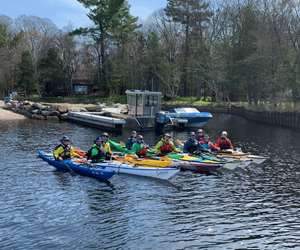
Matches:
[[1, 0, 300, 104]]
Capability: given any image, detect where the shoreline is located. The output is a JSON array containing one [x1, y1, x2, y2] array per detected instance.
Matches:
[[0, 101, 26, 121], [164, 104, 300, 130]]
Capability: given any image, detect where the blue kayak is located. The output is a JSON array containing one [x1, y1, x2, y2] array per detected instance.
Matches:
[[38, 150, 115, 181]]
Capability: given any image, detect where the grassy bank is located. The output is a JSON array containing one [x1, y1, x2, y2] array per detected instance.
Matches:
[[164, 97, 300, 112], [28, 95, 127, 105], [25, 95, 300, 112]]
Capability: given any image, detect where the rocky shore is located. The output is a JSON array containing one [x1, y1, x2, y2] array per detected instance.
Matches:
[[4, 100, 128, 120]]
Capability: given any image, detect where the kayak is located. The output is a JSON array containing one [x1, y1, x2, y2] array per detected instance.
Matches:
[[217, 150, 268, 166], [74, 159, 180, 180], [115, 154, 177, 168], [109, 140, 224, 174], [38, 151, 115, 181], [165, 152, 224, 174]]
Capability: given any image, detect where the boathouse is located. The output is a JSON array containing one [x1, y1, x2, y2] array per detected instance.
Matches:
[[126, 90, 162, 117]]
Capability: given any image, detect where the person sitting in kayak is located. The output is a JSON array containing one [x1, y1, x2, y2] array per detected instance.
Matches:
[[53, 136, 80, 160], [154, 133, 180, 156], [131, 135, 149, 158], [126, 130, 137, 150], [183, 132, 199, 154], [87, 136, 107, 162], [100, 132, 112, 160], [196, 129, 205, 144], [199, 135, 220, 152], [215, 131, 233, 150]]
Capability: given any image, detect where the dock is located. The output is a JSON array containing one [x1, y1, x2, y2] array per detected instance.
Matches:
[[67, 112, 126, 133]]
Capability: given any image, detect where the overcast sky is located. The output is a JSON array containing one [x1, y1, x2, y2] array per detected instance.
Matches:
[[0, 0, 167, 28]]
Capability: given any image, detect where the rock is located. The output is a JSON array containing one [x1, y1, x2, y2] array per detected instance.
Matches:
[[46, 115, 59, 121], [41, 110, 53, 116], [31, 109, 40, 115], [48, 111, 60, 116], [32, 114, 45, 120], [32, 102, 46, 110], [97, 103, 107, 108], [85, 105, 98, 112], [56, 105, 68, 114]]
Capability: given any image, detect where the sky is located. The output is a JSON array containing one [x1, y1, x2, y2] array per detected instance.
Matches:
[[0, 0, 167, 28]]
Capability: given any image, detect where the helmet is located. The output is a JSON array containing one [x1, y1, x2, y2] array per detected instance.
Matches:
[[190, 131, 196, 136], [101, 132, 109, 138], [197, 129, 204, 133], [95, 136, 101, 143], [137, 135, 144, 140], [61, 136, 70, 143], [221, 131, 228, 137], [131, 130, 137, 136], [164, 133, 171, 138]]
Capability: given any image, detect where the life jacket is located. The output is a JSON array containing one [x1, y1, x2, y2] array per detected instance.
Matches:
[[183, 139, 198, 154], [197, 135, 205, 144], [87, 144, 105, 161], [137, 147, 148, 158], [160, 142, 174, 155], [126, 137, 136, 150], [217, 137, 232, 150], [54, 144, 71, 160]]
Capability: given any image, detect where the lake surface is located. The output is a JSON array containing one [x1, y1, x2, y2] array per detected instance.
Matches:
[[0, 114, 299, 249]]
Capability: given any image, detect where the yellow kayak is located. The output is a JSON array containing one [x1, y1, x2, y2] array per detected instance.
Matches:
[[115, 155, 175, 168]]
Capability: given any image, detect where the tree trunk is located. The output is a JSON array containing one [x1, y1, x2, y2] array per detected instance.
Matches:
[[182, 22, 190, 96]]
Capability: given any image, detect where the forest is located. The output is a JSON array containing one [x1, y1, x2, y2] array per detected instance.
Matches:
[[1, 0, 300, 104]]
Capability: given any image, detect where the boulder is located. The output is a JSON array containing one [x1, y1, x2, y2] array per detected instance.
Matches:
[[56, 105, 68, 114], [31, 109, 40, 115], [31, 114, 45, 120], [32, 102, 46, 110], [85, 105, 98, 112]]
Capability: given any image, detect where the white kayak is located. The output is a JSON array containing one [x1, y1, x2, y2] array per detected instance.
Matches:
[[74, 159, 180, 180], [219, 151, 268, 170]]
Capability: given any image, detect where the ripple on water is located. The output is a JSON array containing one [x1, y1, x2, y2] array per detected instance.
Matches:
[[0, 116, 300, 249]]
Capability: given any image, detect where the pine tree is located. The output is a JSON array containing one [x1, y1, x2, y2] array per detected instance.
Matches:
[[74, 0, 138, 94], [38, 47, 66, 96], [17, 51, 36, 96], [165, 0, 212, 96]]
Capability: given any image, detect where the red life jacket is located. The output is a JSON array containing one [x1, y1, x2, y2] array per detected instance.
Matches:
[[137, 147, 148, 157], [160, 143, 173, 154], [217, 137, 232, 150]]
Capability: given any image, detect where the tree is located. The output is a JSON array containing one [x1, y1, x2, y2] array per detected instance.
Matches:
[[38, 47, 67, 96], [165, 0, 212, 96], [17, 51, 36, 95], [73, 0, 138, 94]]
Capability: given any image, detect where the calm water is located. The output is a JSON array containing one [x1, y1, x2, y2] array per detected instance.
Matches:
[[0, 114, 299, 250]]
